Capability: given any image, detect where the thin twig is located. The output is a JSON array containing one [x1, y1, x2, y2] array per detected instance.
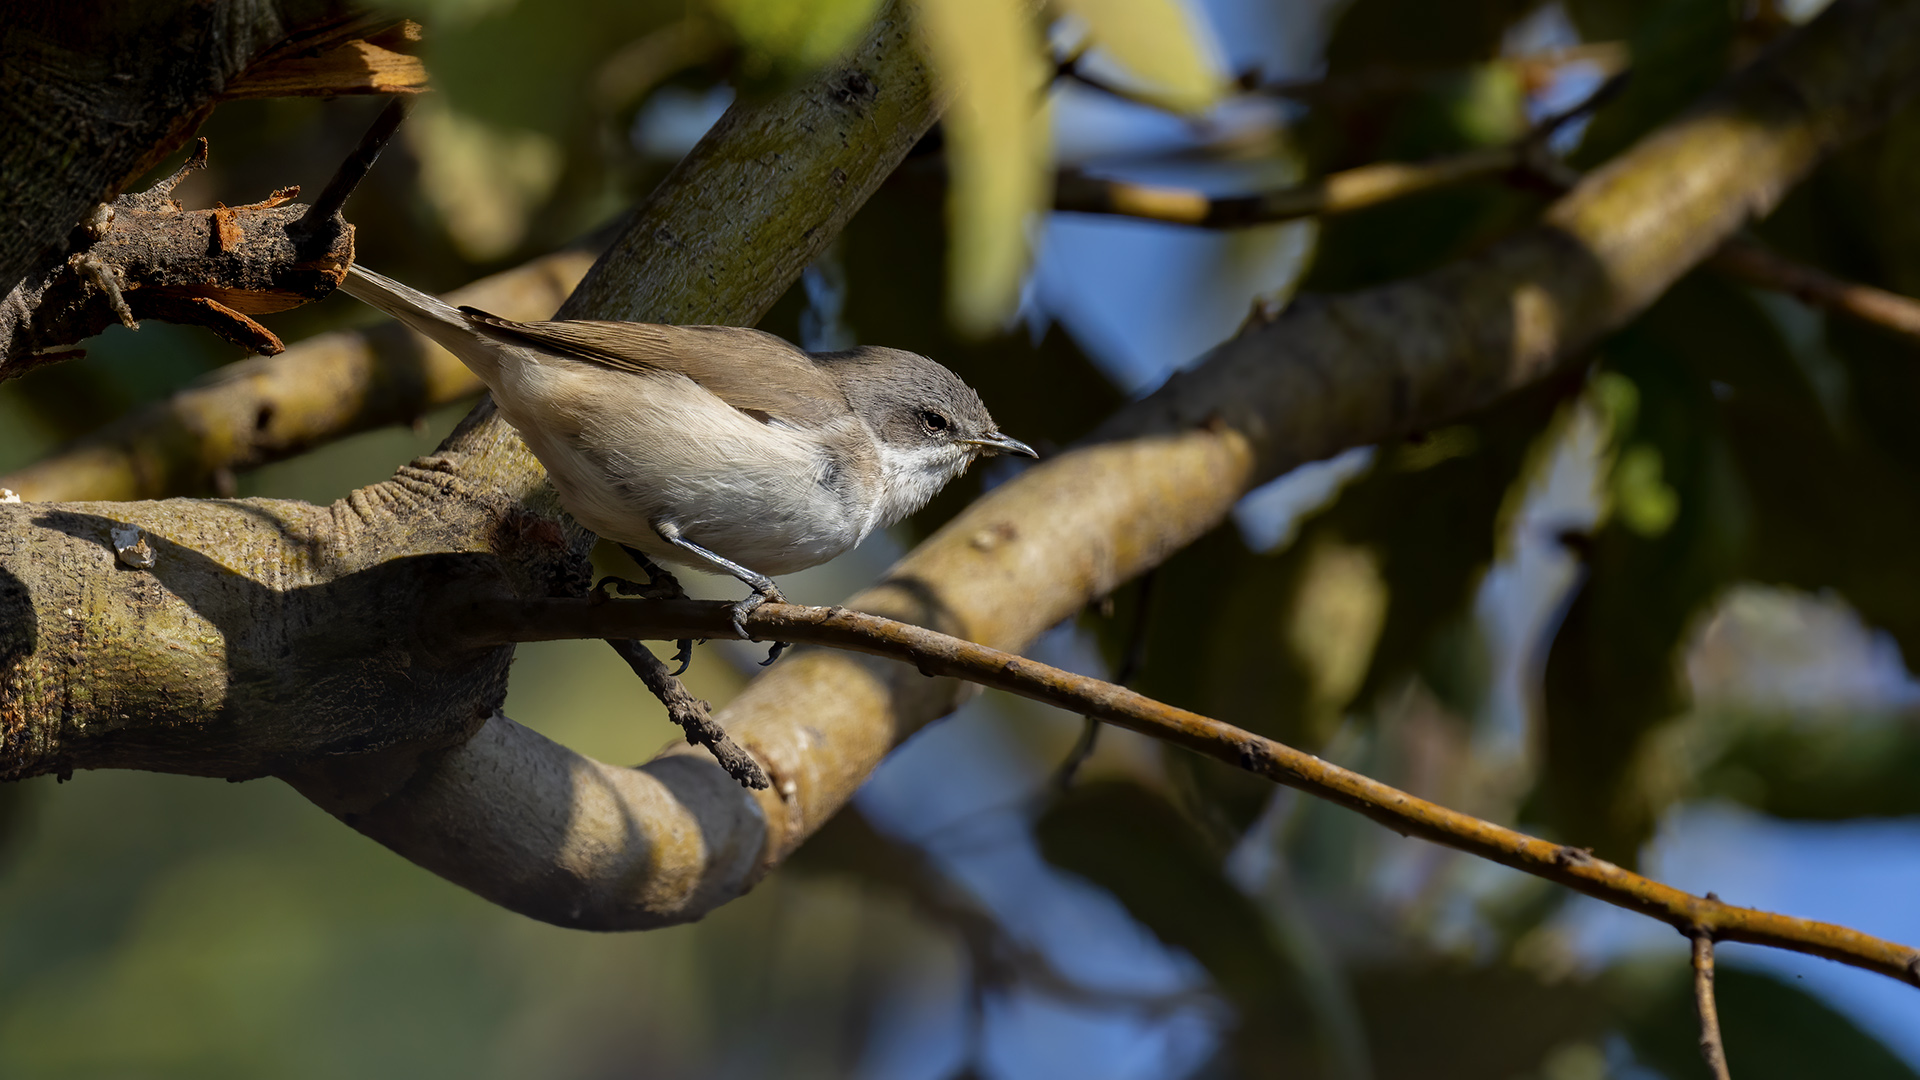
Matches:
[[1712, 240, 1920, 344], [1054, 42, 1629, 111], [1053, 70, 1622, 228], [441, 593, 1920, 992], [1054, 568, 1157, 791], [1692, 923, 1734, 1080], [1055, 79, 1920, 350], [605, 638, 769, 789], [1055, 147, 1523, 227], [293, 95, 416, 244]]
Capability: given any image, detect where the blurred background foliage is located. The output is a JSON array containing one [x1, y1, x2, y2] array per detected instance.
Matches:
[[4, 0, 1920, 1075]]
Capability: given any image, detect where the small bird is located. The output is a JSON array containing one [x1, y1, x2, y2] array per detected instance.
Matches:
[[337, 264, 1035, 652]]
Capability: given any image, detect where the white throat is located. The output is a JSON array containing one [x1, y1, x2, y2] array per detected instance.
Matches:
[[869, 441, 972, 532]]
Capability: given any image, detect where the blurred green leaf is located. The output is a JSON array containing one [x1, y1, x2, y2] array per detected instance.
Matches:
[[1613, 960, 1919, 1079], [703, 0, 886, 81], [1613, 443, 1680, 537], [1572, 0, 1737, 167], [1145, 376, 1563, 744], [1349, 963, 1608, 1079], [410, 98, 564, 261], [1056, 0, 1224, 113], [913, 0, 1051, 334], [1696, 714, 1920, 820], [1036, 780, 1330, 1078], [1537, 275, 1787, 862], [1329, 379, 1572, 717]]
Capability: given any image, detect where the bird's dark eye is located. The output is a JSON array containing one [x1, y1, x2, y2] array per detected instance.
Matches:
[[919, 410, 950, 434]]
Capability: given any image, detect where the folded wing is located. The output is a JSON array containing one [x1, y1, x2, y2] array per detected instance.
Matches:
[[459, 309, 846, 427]]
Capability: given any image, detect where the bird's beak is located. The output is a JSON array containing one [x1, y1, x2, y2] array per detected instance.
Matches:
[[965, 432, 1038, 459]]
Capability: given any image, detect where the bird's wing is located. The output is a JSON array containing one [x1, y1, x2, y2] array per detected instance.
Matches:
[[459, 309, 845, 426]]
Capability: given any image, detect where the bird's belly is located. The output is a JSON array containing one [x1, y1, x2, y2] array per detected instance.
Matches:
[[513, 407, 869, 578]]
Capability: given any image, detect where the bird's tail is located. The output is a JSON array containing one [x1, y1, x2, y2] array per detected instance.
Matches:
[[337, 264, 504, 382]]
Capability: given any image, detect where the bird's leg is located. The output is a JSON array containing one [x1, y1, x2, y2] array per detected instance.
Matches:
[[595, 544, 688, 601], [654, 523, 789, 663], [621, 545, 696, 673], [591, 545, 695, 675], [622, 545, 687, 595]]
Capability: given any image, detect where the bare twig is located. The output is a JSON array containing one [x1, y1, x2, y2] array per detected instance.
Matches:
[[1053, 70, 1621, 228], [294, 95, 417, 244], [1055, 146, 1526, 227], [1054, 42, 1629, 112], [1692, 926, 1734, 1080], [607, 638, 769, 789], [1712, 239, 1920, 343], [1054, 568, 1156, 791], [442, 592, 1920, 990], [1056, 77, 1920, 353]]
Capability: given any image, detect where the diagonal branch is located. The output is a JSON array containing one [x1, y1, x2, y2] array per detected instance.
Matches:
[[437, 593, 1920, 989]]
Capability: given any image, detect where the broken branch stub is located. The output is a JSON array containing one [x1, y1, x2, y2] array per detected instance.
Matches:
[[0, 140, 355, 379]]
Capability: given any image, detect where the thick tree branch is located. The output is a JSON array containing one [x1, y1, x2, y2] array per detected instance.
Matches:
[[1, 140, 358, 378], [5, 0, 1920, 938], [0, 2, 356, 298]]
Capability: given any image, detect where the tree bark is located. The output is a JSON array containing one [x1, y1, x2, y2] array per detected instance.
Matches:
[[1, 0, 1917, 930], [0, 1, 352, 299]]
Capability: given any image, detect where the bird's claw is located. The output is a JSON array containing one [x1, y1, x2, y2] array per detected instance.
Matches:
[[727, 588, 777, 637], [667, 639, 694, 677], [594, 573, 686, 603], [593, 574, 643, 599], [598, 570, 699, 675], [729, 583, 788, 664]]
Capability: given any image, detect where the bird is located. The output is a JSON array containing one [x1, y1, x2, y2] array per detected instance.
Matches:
[[336, 263, 1035, 661]]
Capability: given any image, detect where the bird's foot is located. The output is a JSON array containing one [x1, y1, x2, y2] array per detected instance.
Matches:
[[593, 574, 648, 600], [727, 582, 785, 637], [598, 550, 696, 673]]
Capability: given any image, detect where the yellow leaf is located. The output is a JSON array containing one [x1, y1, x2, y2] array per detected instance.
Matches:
[[1613, 444, 1680, 538], [1056, 0, 1223, 113], [1287, 538, 1388, 728], [913, 0, 1052, 335], [410, 99, 562, 261]]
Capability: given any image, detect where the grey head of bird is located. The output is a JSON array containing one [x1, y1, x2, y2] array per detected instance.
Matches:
[[818, 346, 1036, 527]]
